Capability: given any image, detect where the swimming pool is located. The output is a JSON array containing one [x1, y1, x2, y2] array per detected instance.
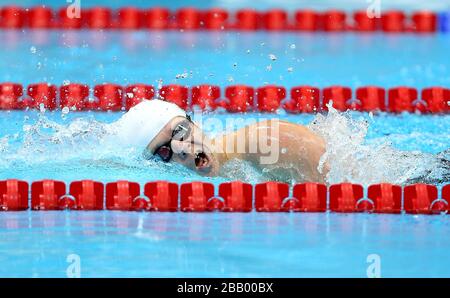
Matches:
[[0, 0, 450, 277]]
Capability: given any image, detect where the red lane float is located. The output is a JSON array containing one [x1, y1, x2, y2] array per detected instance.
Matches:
[[294, 10, 320, 31], [118, 7, 142, 30], [69, 180, 104, 210], [256, 85, 286, 112], [292, 183, 327, 212], [31, 180, 66, 210], [180, 182, 219, 212], [388, 87, 419, 113], [27, 83, 57, 110], [404, 184, 447, 214], [29, 6, 54, 29], [218, 181, 253, 212], [144, 181, 179, 211], [356, 86, 386, 112], [353, 11, 379, 31], [255, 181, 298, 212], [0, 6, 25, 28], [224, 85, 254, 112], [382, 11, 406, 32], [106, 180, 142, 211], [159, 85, 188, 110], [421, 87, 449, 113], [235, 9, 260, 30], [443, 185, 450, 207], [176, 8, 201, 30], [93, 84, 123, 111], [0, 83, 23, 110], [323, 10, 346, 31], [85, 7, 113, 29], [412, 11, 437, 33], [191, 85, 220, 110], [329, 183, 369, 212], [58, 7, 82, 29], [144, 7, 170, 29], [284, 86, 320, 113], [367, 183, 402, 213], [204, 8, 228, 30], [322, 86, 353, 111], [124, 84, 154, 110], [263, 9, 287, 31], [0, 179, 29, 211], [60, 83, 89, 110]]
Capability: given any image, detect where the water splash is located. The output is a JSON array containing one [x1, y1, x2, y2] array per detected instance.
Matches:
[[0, 112, 209, 183], [11, 115, 123, 164], [219, 158, 267, 184], [309, 105, 447, 185]]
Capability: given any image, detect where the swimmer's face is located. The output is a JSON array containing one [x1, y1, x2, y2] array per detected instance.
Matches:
[[146, 116, 220, 176]]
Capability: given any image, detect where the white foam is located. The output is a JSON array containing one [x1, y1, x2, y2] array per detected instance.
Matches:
[[308, 104, 442, 185]]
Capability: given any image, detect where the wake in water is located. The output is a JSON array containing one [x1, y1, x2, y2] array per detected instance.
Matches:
[[308, 107, 449, 185], [0, 113, 196, 182], [0, 107, 448, 185]]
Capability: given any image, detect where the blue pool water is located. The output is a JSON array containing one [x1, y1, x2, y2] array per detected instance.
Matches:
[[1, 211, 450, 277], [1, 0, 450, 277]]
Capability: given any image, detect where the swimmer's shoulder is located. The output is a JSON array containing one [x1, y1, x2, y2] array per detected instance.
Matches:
[[252, 119, 294, 127], [251, 119, 320, 140], [252, 119, 308, 130]]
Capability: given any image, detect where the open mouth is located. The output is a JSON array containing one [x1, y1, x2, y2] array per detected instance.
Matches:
[[195, 152, 210, 169]]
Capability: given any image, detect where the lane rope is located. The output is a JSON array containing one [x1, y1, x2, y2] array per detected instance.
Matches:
[[0, 6, 448, 33], [0, 179, 448, 214], [1, 83, 448, 113]]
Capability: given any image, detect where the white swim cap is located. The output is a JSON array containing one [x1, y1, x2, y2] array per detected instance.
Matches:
[[114, 99, 187, 151]]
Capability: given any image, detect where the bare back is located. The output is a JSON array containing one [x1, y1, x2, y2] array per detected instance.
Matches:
[[212, 120, 328, 183]]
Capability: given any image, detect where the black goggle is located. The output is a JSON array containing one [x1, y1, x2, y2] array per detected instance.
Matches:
[[154, 117, 192, 162]]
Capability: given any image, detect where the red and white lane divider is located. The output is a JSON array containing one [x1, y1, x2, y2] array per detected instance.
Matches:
[[0, 179, 448, 214], [0, 82, 448, 113], [0, 6, 441, 33]]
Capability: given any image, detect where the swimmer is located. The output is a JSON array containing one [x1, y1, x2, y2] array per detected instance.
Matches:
[[115, 99, 449, 184]]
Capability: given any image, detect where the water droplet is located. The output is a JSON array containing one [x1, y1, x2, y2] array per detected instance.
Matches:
[[175, 72, 188, 79], [269, 54, 277, 61], [30, 46, 37, 54]]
